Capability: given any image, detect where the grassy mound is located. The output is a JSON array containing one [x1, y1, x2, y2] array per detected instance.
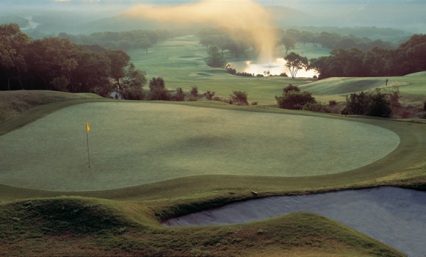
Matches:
[[0, 90, 101, 123], [0, 197, 404, 256]]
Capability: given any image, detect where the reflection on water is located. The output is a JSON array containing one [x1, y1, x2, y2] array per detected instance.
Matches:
[[229, 58, 318, 78]]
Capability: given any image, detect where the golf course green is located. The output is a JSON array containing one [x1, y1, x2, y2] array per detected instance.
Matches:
[[0, 102, 400, 191], [0, 33, 425, 256]]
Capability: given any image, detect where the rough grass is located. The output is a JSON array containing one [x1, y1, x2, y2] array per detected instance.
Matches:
[[0, 90, 101, 123], [0, 197, 404, 257]]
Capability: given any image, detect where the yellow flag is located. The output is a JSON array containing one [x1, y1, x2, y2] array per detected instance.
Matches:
[[86, 121, 90, 133]]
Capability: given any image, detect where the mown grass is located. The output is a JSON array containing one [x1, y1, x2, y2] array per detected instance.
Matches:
[[0, 101, 403, 192], [1, 92, 424, 256], [1, 34, 425, 255], [129, 35, 321, 105]]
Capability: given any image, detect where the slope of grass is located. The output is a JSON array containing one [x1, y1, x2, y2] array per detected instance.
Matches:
[[0, 90, 105, 136], [301, 74, 426, 97], [0, 90, 102, 123], [129, 35, 317, 105], [0, 197, 404, 257]]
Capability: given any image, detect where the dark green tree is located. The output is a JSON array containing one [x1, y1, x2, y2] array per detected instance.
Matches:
[[206, 46, 226, 68], [149, 77, 170, 100], [0, 24, 29, 90]]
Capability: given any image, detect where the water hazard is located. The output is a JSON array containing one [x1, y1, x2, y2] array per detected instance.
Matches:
[[163, 187, 426, 257]]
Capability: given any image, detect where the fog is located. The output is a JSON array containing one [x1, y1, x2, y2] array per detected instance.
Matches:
[[0, 0, 424, 36], [125, 0, 277, 62]]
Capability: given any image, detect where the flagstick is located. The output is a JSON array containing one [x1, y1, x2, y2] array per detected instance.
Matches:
[[86, 130, 91, 168]]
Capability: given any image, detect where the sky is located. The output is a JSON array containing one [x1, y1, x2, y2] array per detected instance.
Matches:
[[0, 0, 424, 32]]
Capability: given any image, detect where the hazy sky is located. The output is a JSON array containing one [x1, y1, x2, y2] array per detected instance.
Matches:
[[1, 0, 424, 32]]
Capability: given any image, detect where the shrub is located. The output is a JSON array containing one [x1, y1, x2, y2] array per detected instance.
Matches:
[[368, 89, 392, 118], [283, 84, 301, 94], [235, 72, 254, 77], [204, 91, 215, 100], [190, 86, 198, 97], [389, 86, 401, 108], [225, 64, 237, 75], [172, 87, 185, 101], [303, 102, 329, 113], [329, 100, 338, 106], [342, 89, 392, 118], [341, 91, 371, 115], [423, 100, 426, 111], [276, 90, 316, 110], [230, 91, 249, 105], [121, 86, 145, 100]]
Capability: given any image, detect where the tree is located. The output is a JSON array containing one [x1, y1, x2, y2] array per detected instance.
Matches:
[[149, 77, 170, 100], [0, 24, 29, 90], [119, 63, 146, 100], [106, 50, 131, 90], [206, 46, 226, 68], [284, 52, 309, 79], [280, 36, 296, 55]]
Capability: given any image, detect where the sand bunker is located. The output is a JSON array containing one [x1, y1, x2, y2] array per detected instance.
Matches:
[[164, 187, 426, 257]]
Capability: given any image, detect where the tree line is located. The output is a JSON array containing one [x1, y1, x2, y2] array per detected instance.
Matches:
[[310, 34, 426, 79], [58, 29, 172, 52], [0, 24, 146, 97], [279, 28, 394, 54]]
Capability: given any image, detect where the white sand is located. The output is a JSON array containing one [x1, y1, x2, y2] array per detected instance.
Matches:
[[164, 187, 426, 257]]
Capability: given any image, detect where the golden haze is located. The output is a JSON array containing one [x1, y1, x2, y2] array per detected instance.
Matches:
[[124, 0, 278, 62]]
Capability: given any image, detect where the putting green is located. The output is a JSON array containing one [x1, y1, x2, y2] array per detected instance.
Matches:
[[0, 102, 400, 191]]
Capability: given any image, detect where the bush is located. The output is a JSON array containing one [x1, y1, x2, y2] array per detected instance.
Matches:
[[329, 100, 338, 106], [276, 90, 316, 110], [121, 86, 144, 100], [190, 86, 198, 97], [389, 86, 401, 108], [283, 84, 301, 94], [172, 87, 185, 101], [303, 102, 329, 113], [423, 100, 426, 111], [204, 91, 215, 100], [342, 91, 371, 115], [230, 91, 249, 105], [225, 64, 237, 75], [342, 89, 392, 118], [368, 90, 392, 118]]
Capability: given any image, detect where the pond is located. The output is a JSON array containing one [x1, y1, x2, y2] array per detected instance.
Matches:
[[163, 187, 426, 257], [228, 58, 318, 77]]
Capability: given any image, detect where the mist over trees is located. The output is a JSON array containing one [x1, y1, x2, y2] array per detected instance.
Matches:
[[58, 29, 172, 52]]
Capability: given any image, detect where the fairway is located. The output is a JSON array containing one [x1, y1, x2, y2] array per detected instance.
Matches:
[[0, 102, 400, 191]]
